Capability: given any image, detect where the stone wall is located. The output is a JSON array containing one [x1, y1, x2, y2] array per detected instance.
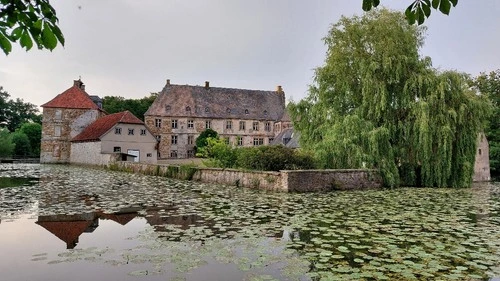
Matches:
[[107, 162, 381, 192], [473, 133, 491, 182], [70, 142, 115, 166]]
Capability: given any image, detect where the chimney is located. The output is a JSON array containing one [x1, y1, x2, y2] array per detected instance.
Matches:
[[73, 79, 85, 90], [166, 79, 170, 86], [276, 85, 285, 106], [276, 85, 283, 93], [205, 81, 210, 89]]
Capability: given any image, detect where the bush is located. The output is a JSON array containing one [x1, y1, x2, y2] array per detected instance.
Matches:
[[195, 129, 219, 156]]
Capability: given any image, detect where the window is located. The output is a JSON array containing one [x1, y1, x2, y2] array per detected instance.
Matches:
[[171, 135, 178, 144], [55, 109, 62, 120], [187, 120, 194, 128], [239, 121, 246, 131], [187, 150, 195, 158], [265, 122, 271, 132], [253, 138, 264, 146], [147, 153, 152, 157], [157, 152, 161, 158], [205, 120, 211, 129], [140, 129, 146, 135], [224, 137, 230, 145], [226, 120, 232, 130], [115, 127, 122, 134], [128, 129, 134, 135], [165, 105, 171, 111], [252, 122, 259, 131], [186, 106, 191, 112], [245, 109, 249, 114], [205, 107, 210, 113], [264, 110, 268, 116], [155, 118, 162, 128], [113, 146, 121, 153], [237, 137, 243, 146], [156, 135, 161, 142], [226, 108, 231, 113], [268, 137, 274, 143], [479, 149, 482, 155], [171, 119, 178, 129], [54, 126, 61, 137], [170, 150, 178, 158], [187, 135, 194, 145]]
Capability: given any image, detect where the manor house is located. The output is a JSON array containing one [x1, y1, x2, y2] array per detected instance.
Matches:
[[144, 80, 292, 159]]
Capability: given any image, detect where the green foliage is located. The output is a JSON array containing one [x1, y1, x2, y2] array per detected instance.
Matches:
[[102, 93, 158, 121], [195, 129, 219, 156], [0, 0, 64, 55], [205, 140, 317, 171], [290, 9, 490, 188], [0, 86, 41, 132], [0, 128, 14, 157], [475, 70, 500, 179], [11, 131, 31, 157], [18, 122, 41, 156], [362, 0, 458, 25]]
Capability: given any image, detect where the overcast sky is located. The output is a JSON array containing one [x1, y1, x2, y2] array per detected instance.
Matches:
[[1, 1, 499, 108]]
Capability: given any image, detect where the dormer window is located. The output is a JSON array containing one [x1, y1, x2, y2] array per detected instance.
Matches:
[[186, 106, 191, 112], [245, 109, 249, 114], [205, 107, 210, 113], [264, 110, 268, 116], [165, 105, 171, 112], [226, 108, 231, 113]]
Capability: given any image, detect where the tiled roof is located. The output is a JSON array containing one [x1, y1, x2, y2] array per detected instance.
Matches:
[[72, 111, 144, 142], [41, 80, 100, 109], [145, 83, 287, 121], [271, 128, 301, 148]]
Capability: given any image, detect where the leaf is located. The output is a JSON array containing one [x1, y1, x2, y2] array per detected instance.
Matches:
[[422, 1, 432, 17], [11, 27, 24, 40], [41, 23, 57, 50], [50, 24, 65, 46], [439, 0, 452, 15], [405, 6, 417, 25], [20, 30, 33, 51], [417, 7, 426, 25], [0, 32, 13, 55], [362, 0, 373, 11], [432, 0, 440, 9], [450, 0, 458, 7]]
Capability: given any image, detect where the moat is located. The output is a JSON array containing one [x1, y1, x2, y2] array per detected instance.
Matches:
[[0, 164, 499, 281]]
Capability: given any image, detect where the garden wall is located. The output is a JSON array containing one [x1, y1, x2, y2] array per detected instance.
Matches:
[[108, 162, 382, 192]]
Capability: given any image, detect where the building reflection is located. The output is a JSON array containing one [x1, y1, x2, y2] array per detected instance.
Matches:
[[36, 213, 98, 249]]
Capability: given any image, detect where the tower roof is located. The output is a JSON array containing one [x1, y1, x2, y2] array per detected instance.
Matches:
[[41, 80, 100, 110]]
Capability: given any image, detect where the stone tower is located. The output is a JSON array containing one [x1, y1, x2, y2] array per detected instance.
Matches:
[[40, 80, 105, 163], [473, 132, 491, 182]]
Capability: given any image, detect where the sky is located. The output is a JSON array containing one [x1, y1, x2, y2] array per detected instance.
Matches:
[[1, 0, 499, 109]]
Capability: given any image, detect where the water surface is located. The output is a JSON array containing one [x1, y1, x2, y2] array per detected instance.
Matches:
[[0, 164, 499, 281]]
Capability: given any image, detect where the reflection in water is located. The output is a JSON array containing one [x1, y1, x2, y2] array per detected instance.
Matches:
[[0, 177, 39, 188], [36, 213, 98, 249]]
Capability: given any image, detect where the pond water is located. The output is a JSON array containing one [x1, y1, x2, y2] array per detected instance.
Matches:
[[0, 164, 499, 281]]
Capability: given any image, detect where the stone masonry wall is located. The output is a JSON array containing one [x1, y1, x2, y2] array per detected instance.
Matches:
[[107, 162, 381, 192]]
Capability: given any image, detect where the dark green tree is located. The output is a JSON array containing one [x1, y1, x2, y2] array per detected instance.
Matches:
[[0, 0, 64, 55], [11, 131, 31, 157], [474, 70, 500, 179], [0, 87, 40, 132], [362, 0, 458, 25], [195, 129, 219, 156], [18, 122, 41, 156], [102, 93, 157, 121], [289, 9, 489, 188], [0, 128, 14, 157]]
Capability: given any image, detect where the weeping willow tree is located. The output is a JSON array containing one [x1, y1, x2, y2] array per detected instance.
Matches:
[[290, 9, 491, 187]]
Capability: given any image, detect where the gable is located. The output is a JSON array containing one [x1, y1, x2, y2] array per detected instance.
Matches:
[[41, 80, 100, 110]]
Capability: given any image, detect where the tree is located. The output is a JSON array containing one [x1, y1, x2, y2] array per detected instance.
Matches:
[[474, 70, 500, 179], [0, 86, 40, 132], [195, 129, 219, 157], [102, 93, 158, 121], [289, 9, 490, 188], [362, 0, 458, 25], [11, 131, 31, 157], [0, 0, 64, 55], [18, 122, 41, 156], [0, 128, 14, 157]]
